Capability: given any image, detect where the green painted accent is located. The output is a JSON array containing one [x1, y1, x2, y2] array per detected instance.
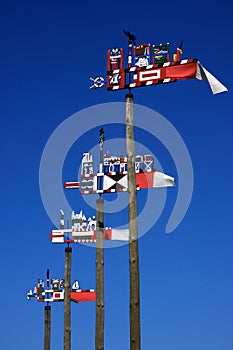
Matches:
[[81, 180, 93, 187]]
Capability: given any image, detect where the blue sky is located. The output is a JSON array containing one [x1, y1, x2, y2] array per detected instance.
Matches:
[[1, 0, 232, 349]]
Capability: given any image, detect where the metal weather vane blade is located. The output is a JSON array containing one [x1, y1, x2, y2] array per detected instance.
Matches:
[[89, 33, 228, 94], [27, 272, 96, 303], [64, 151, 175, 195], [50, 209, 130, 243]]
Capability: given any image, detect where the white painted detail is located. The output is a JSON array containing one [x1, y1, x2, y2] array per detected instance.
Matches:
[[52, 237, 64, 243], [117, 175, 128, 189], [72, 231, 94, 238], [103, 175, 116, 190], [93, 176, 97, 191], [53, 291, 64, 300], [112, 229, 129, 241], [139, 69, 161, 82], [152, 171, 175, 187]]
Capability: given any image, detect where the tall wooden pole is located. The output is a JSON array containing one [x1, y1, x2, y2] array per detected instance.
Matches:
[[64, 246, 72, 350], [96, 128, 105, 350], [95, 197, 104, 350], [44, 269, 51, 350], [126, 93, 141, 350], [44, 305, 51, 350]]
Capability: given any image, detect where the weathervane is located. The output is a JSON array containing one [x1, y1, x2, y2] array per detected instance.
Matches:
[[89, 31, 227, 94], [50, 209, 129, 243], [27, 269, 96, 303], [88, 32, 228, 350], [64, 151, 175, 194], [27, 269, 96, 349]]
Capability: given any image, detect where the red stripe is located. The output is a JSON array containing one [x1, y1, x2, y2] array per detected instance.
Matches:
[[104, 228, 112, 240], [70, 291, 96, 303], [166, 62, 197, 79], [136, 172, 154, 188], [64, 182, 80, 188]]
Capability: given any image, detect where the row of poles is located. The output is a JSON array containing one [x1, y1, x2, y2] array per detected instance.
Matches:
[[40, 30, 227, 350], [51, 93, 138, 350], [43, 34, 140, 349], [95, 93, 140, 349]]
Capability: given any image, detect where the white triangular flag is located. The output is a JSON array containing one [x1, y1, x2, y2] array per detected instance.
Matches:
[[196, 62, 228, 95]]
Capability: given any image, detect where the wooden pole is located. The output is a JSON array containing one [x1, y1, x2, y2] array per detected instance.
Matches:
[[44, 305, 51, 350], [126, 93, 141, 350], [64, 246, 72, 350], [95, 197, 104, 350]]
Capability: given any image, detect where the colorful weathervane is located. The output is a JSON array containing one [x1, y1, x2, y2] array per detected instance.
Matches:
[[27, 269, 96, 304], [90, 31, 227, 95], [50, 209, 129, 243], [64, 152, 175, 194]]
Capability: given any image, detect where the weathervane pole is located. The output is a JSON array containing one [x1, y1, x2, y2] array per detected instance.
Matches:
[[126, 92, 141, 350], [44, 305, 51, 350], [44, 269, 51, 350], [124, 31, 141, 350], [95, 128, 105, 350], [62, 210, 72, 350]]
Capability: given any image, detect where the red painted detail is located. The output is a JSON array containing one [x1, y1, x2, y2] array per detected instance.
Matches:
[[144, 155, 154, 162], [136, 172, 154, 188], [63, 239, 75, 243], [70, 291, 96, 303], [104, 228, 112, 240], [165, 62, 197, 79], [107, 48, 124, 71], [51, 233, 63, 238], [134, 44, 150, 57], [107, 70, 126, 90], [54, 292, 62, 299], [37, 298, 45, 302], [64, 182, 80, 188]]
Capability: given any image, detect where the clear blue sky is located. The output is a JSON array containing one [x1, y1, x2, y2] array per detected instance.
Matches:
[[1, 0, 232, 349]]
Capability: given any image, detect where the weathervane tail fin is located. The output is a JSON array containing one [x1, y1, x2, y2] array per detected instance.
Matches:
[[196, 62, 228, 94]]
